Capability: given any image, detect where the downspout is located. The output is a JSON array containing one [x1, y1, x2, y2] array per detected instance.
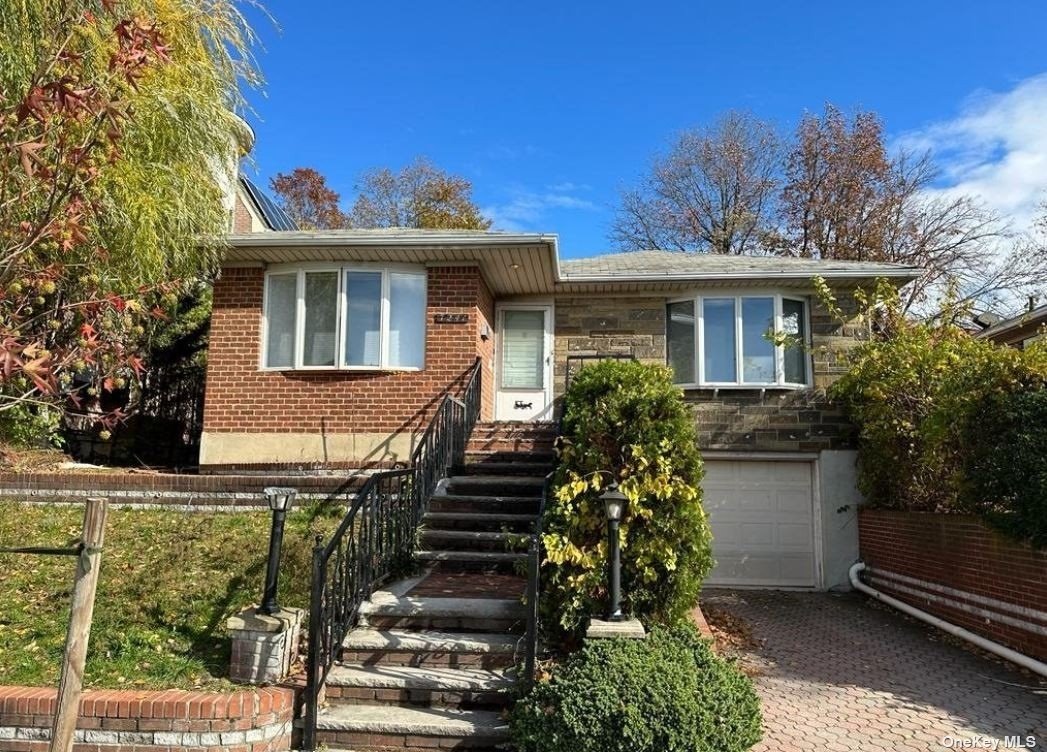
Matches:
[[848, 562, 1047, 679]]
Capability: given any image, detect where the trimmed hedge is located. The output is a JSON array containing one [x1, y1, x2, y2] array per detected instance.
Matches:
[[963, 388, 1047, 547], [510, 624, 762, 752], [541, 360, 712, 638]]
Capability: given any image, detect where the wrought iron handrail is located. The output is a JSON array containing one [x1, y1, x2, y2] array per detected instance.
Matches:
[[302, 358, 482, 751], [523, 470, 554, 688]]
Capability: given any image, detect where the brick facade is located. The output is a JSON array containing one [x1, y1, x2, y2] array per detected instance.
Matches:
[[0, 686, 294, 752], [200, 265, 490, 469], [858, 509, 1047, 661], [553, 292, 861, 453]]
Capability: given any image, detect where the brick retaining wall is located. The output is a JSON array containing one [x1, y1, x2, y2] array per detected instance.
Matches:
[[858, 509, 1047, 661], [0, 686, 294, 752], [0, 471, 367, 506]]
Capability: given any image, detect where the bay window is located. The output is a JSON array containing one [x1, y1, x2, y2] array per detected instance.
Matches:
[[263, 265, 427, 370], [667, 294, 810, 387]]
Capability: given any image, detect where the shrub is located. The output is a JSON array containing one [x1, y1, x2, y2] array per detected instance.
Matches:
[[510, 624, 762, 752], [542, 360, 712, 639], [829, 298, 1047, 514], [963, 388, 1047, 546]]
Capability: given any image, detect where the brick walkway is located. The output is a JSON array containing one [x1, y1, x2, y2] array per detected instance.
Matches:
[[703, 589, 1047, 752]]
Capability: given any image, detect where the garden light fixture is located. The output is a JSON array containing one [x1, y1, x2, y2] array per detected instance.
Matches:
[[260, 486, 297, 615], [601, 483, 627, 622]]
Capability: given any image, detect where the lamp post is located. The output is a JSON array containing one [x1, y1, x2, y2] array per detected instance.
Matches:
[[600, 483, 626, 622], [260, 487, 297, 616]]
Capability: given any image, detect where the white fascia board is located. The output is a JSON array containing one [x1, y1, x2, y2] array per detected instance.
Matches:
[[226, 231, 559, 248]]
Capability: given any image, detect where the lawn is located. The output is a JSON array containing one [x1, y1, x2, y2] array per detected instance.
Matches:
[[0, 501, 341, 690]]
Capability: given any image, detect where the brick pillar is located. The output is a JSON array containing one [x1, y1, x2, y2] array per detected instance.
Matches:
[[226, 607, 304, 684]]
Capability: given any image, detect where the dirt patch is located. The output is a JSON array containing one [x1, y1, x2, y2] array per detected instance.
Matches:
[[700, 599, 767, 676]]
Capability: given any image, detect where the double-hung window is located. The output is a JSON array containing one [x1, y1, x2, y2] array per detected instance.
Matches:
[[667, 294, 810, 387], [262, 265, 427, 370]]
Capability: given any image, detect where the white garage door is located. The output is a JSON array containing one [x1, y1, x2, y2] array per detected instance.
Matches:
[[703, 460, 817, 588]]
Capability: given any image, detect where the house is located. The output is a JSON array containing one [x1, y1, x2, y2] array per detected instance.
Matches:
[[200, 230, 919, 590], [975, 300, 1047, 349]]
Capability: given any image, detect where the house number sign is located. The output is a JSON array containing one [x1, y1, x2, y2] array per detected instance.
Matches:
[[434, 313, 469, 324]]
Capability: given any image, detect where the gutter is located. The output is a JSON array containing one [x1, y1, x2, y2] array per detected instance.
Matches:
[[557, 267, 920, 283], [848, 562, 1047, 678], [226, 231, 560, 249]]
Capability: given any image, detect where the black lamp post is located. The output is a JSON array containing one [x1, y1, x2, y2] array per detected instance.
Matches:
[[260, 486, 297, 615], [601, 483, 626, 622]]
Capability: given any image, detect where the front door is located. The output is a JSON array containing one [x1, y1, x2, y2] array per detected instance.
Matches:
[[495, 305, 553, 421]]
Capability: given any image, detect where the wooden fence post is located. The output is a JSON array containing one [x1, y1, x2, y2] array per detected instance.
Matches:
[[49, 497, 108, 752]]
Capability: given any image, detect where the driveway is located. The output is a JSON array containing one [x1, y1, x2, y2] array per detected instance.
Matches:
[[703, 589, 1047, 752]]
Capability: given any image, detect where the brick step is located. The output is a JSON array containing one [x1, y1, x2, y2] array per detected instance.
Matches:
[[441, 475, 545, 498], [341, 629, 518, 669], [422, 529, 527, 553], [464, 449, 556, 462], [324, 664, 514, 710], [428, 494, 541, 515], [416, 550, 527, 573], [465, 437, 556, 453], [455, 461, 552, 477], [313, 703, 508, 751], [424, 511, 537, 533], [359, 593, 526, 633]]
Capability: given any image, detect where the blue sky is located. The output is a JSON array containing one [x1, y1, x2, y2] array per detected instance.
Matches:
[[240, 1, 1047, 258]]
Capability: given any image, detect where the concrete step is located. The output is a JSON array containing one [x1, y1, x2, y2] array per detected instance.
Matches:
[[341, 628, 519, 669], [324, 664, 514, 709], [416, 549, 528, 573], [421, 529, 527, 553], [428, 494, 541, 515], [423, 511, 537, 533], [442, 475, 545, 498], [359, 593, 526, 632], [455, 461, 552, 477], [314, 703, 509, 750]]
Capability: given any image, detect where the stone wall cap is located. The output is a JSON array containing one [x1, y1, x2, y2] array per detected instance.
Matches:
[[227, 606, 303, 633]]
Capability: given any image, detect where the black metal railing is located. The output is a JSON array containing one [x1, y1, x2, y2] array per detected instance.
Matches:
[[301, 358, 482, 751], [523, 470, 554, 688]]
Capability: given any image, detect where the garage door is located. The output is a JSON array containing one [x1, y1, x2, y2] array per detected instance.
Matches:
[[703, 460, 816, 588]]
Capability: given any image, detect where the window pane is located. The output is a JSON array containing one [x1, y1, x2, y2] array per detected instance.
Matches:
[[703, 298, 737, 382], [742, 297, 775, 383], [265, 273, 297, 368], [389, 272, 426, 368], [783, 299, 808, 384], [666, 300, 696, 384], [303, 272, 337, 366], [345, 271, 382, 366], [501, 310, 545, 389]]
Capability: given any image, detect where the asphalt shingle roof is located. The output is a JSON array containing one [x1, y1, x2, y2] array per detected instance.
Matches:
[[560, 250, 917, 279]]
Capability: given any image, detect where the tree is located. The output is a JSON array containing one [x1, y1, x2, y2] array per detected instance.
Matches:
[[270, 167, 348, 229], [611, 111, 781, 254], [0, 0, 258, 437], [348, 157, 491, 230], [779, 105, 1017, 312]]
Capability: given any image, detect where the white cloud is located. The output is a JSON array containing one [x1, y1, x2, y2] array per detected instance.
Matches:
[[482, 187, 600, 231], [899, 73, 1047, 230]]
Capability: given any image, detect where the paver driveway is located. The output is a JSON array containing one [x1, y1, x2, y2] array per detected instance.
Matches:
[[703, 589, 1047, 752]]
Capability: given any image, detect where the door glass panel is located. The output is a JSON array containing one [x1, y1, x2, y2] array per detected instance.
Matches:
[[303, 271, 337, 366], [345, 271, 382, 366], [667, 300, 696, 384], [388, 272, 426, 368], [742, 297, 775, 383], [501, 310, 545, 389], [265, 273, 297, 368], [703, 298, 737, 382]]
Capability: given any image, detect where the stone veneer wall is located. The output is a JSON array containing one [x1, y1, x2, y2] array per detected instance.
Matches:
[[553, 292, 863, 453], [0, 686, 294, 752]]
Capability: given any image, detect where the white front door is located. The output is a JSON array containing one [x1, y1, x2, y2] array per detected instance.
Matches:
[[703, 459, 818, 588], [495, 305, 553, 421]]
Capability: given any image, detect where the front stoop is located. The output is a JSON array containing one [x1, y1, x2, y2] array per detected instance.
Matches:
[[312, 433, 553, 752]]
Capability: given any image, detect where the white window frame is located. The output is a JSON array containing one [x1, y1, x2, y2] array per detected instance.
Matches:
[[261, 262, 427, 372], [667, 291, 812, 389]]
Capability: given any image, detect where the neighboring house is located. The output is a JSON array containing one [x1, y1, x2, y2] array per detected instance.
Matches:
[[975, 301, 1047, 349], [200, 230, 918, 590], [232, 176, 299, 233]]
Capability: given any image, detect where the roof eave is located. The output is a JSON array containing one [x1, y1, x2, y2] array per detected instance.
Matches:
[[225, 231, 559, 249], [558, 268, 920, 284]]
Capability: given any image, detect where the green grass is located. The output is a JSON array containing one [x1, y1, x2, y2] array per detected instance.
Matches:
[[0, 501, 341, 690]]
